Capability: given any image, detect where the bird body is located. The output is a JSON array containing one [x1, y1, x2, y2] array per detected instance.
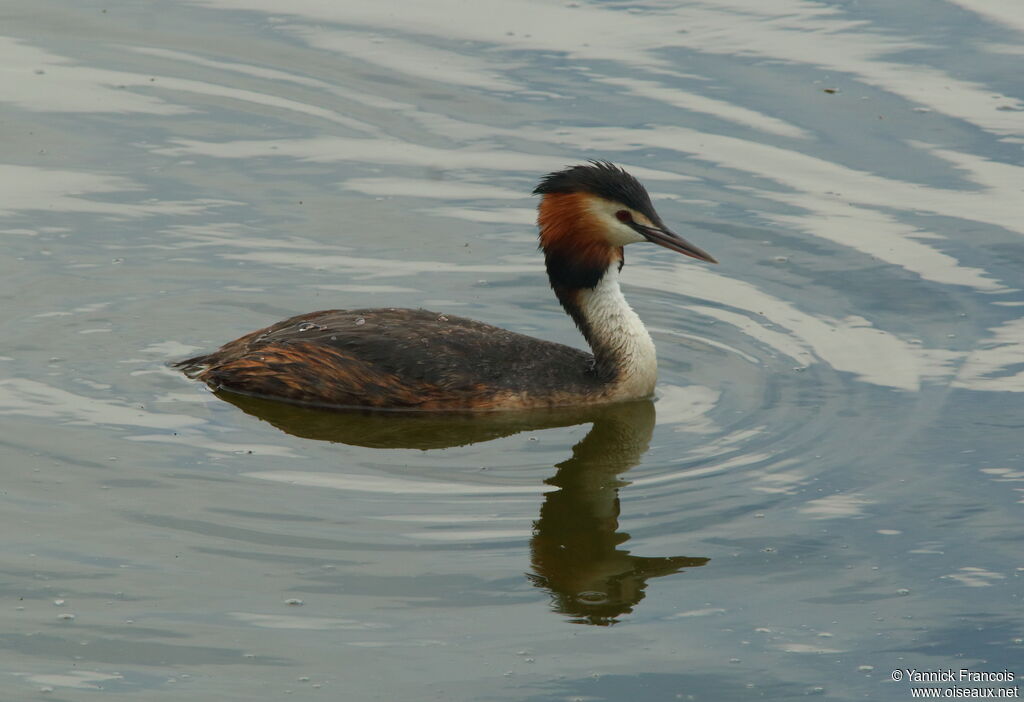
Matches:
[[176, 162, 716, 411], [179, 307, 606, 410]]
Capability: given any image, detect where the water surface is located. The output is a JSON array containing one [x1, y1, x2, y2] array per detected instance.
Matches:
[[1, 1, 1022, 700]]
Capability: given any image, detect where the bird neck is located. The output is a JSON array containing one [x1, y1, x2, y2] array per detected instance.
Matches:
[[546, 255, 657, 398]]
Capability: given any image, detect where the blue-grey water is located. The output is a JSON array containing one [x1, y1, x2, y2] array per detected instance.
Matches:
[[1, 1, 1022, 700]]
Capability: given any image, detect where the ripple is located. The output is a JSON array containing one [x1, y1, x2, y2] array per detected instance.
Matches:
[[228, 612, 387, 630], [245, 470, 553, 496], [0, 164, 232, 218], [15, 671, 123, 691]]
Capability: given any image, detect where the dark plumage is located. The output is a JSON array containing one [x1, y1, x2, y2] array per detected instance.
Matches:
[[533, 160, 664, 228], [176, 309, 604, 410]]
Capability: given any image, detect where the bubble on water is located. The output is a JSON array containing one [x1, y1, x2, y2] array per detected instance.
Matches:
[[58, 613, 75, 621], [354, 317, 365, 326], [896, 588, 910, 596], [53, 599, 65, 606], [859, 665, 874, 672], [576, 590, 608, 604], [285, 598, 304, 606]]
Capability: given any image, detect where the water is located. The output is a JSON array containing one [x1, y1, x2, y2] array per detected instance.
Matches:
[[1, 1, 1022, 700]]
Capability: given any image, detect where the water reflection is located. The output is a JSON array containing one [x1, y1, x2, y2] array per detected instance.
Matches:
[[217, 392, 709, 624], [528, 401, 709, 626]]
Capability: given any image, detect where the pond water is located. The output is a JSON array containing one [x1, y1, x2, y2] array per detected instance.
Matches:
[[1, 1, 1022, 700]]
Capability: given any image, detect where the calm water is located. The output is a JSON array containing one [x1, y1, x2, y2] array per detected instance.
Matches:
[[1, 1, 1022, 700]]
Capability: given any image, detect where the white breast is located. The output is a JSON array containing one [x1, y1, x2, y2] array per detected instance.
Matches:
[[575, 265, 658, 400]]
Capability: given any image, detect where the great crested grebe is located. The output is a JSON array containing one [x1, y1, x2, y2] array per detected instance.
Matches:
[[176, 161, 717, 411]]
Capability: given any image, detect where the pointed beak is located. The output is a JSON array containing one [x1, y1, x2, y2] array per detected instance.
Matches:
[[632, 223, 718, 264]]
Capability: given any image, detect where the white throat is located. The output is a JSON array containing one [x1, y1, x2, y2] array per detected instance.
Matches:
[[575, 265, 658, 399]]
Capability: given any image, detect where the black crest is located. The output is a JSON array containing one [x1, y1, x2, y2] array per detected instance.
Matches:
[[533, 161, 660, 224]]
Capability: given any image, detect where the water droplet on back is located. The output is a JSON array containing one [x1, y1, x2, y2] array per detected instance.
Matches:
[[354, 317, 365, 326]]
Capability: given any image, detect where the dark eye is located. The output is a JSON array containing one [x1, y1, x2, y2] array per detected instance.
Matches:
[[615, 210, 633, 223]]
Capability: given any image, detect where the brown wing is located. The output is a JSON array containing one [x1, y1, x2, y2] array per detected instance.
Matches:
[[176, 308, 600, 410]]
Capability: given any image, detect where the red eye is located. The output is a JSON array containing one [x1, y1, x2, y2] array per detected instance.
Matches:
[[615, 210, 633, 223]]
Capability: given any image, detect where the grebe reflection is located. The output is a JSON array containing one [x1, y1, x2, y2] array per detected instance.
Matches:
[[217, 394, 709, 624]]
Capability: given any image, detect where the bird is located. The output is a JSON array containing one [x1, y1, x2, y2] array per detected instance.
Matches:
[[175, 161, 717, 411]]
